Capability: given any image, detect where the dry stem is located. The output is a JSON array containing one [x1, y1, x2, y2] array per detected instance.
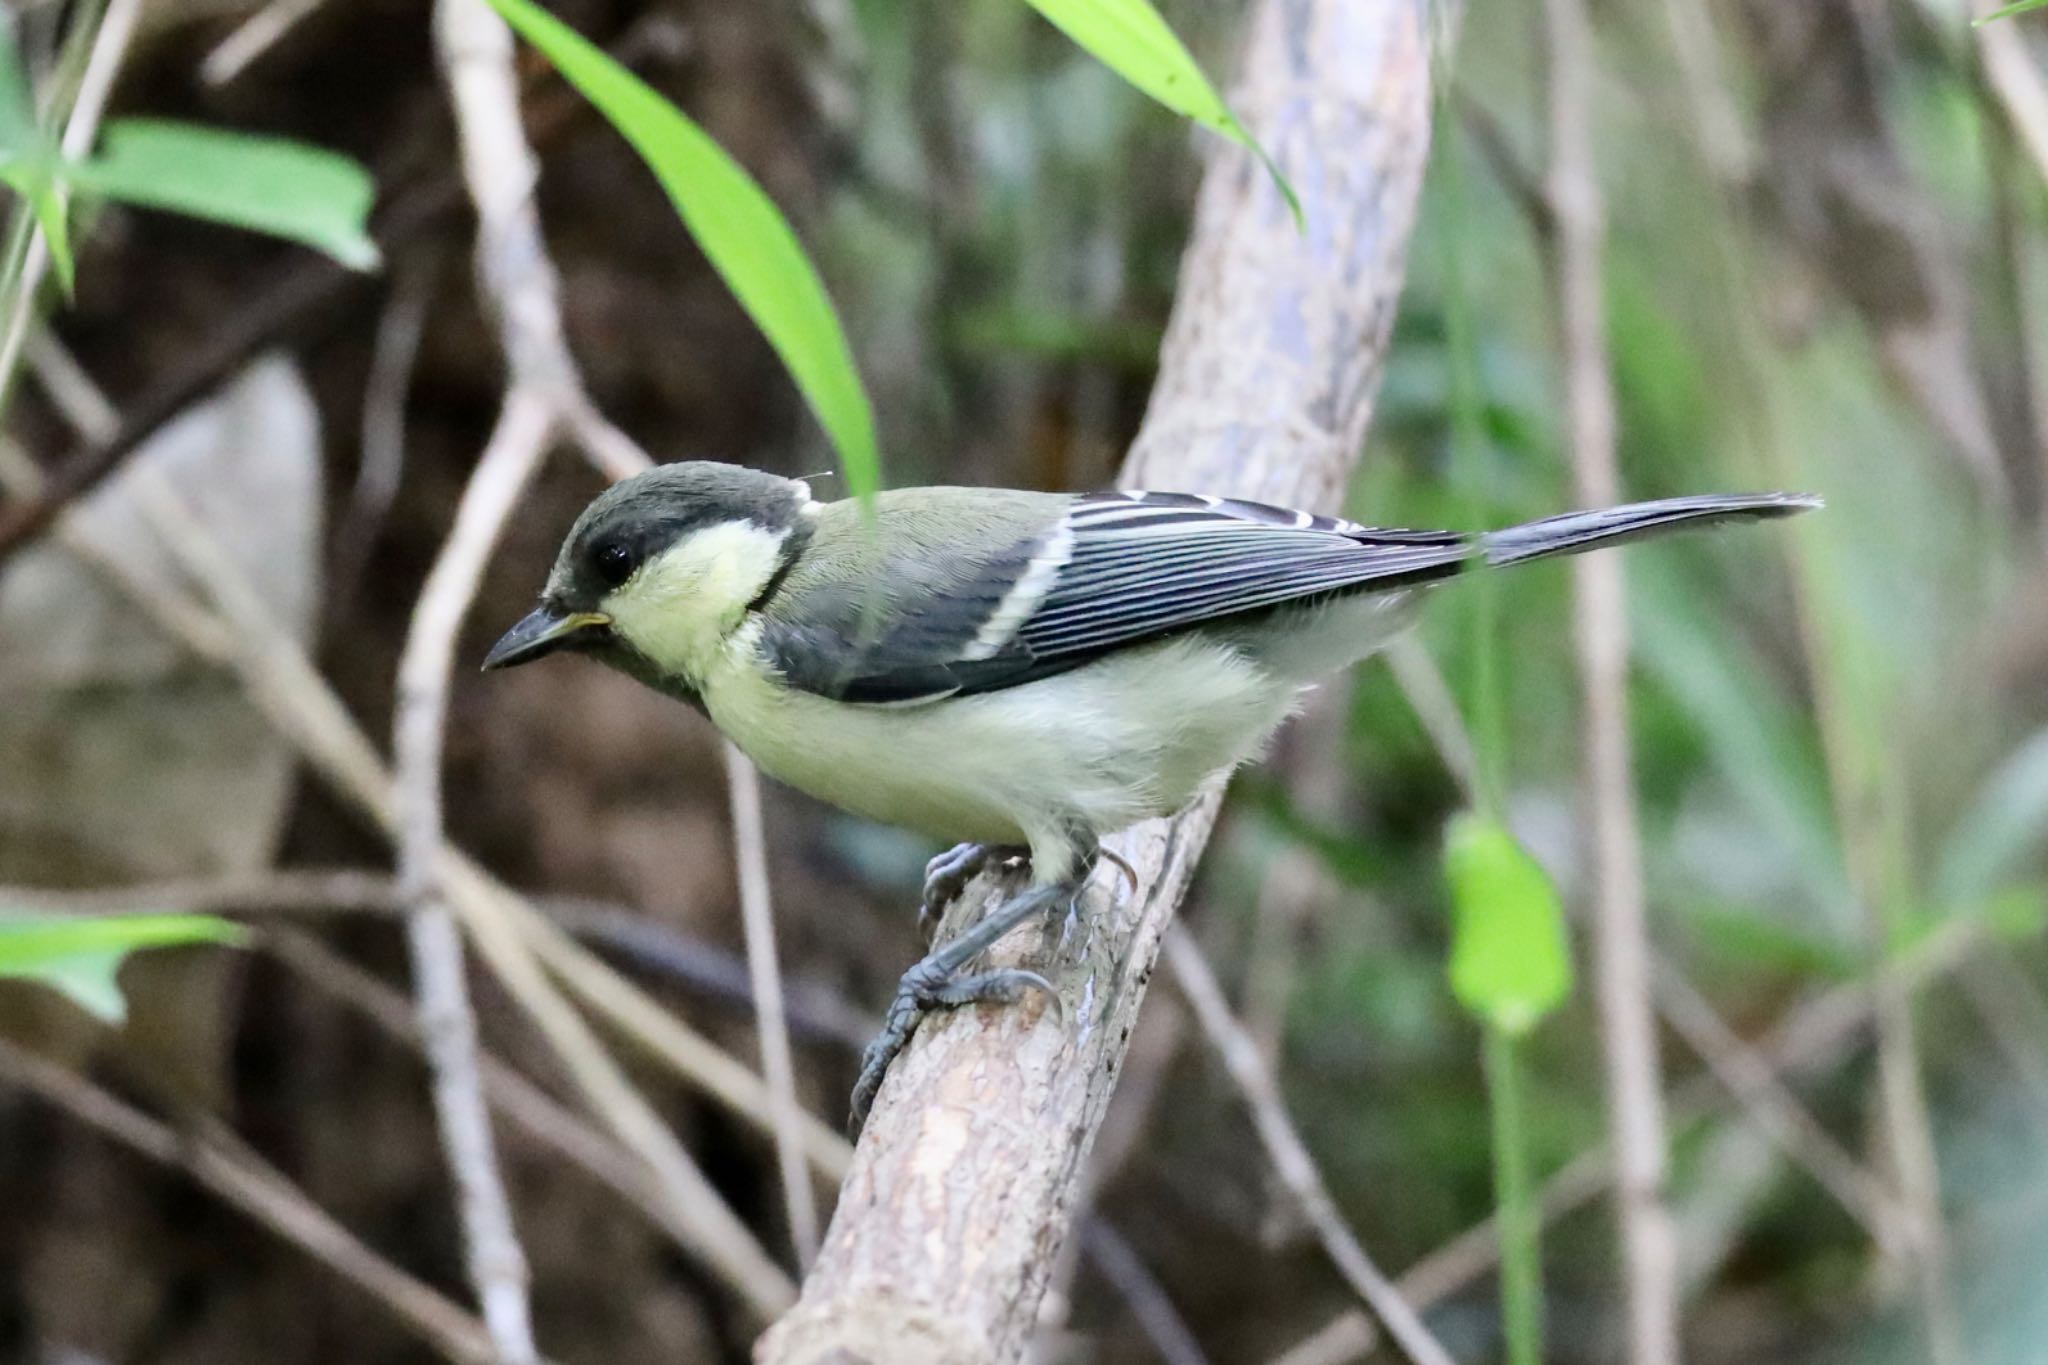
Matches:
[[727, 740, 823, 1268], [1164, 931, 1454, 1365], [394, 388, 558, 1364], [0, 1037, 498, 1365], [1544, 0, 1681, 1356]]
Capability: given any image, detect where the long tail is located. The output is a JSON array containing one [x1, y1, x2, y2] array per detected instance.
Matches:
[[1478, 492, 1821, 568]]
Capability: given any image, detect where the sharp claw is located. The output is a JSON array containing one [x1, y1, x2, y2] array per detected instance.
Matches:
[[1096, 845, 1140, 899], [851, 877, 1075, 1133], [1011, 969, 1064, 1027]]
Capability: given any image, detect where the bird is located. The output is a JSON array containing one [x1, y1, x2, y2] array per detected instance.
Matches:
[[482, 460, 1818, 1130]]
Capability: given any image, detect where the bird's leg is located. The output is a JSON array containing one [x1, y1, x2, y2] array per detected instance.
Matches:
[[849, 874, 1079, 1135], [918, 841, 1026, 943]]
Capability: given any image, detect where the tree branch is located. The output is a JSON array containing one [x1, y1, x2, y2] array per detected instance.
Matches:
[[0, 1037, 498, 1365], [755, 3, 1439, 1361], [1543, 0, 1682, 1355]]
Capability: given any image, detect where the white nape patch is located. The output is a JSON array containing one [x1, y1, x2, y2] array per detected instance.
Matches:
[[602, 519, 788, 683], [791, 479, 823, 517], [961, 518, 1073, 661]]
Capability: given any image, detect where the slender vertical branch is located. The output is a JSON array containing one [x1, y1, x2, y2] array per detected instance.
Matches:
[[394, 389, 557, 1364], [1542, 0, 1681, 1359], [726, 740, 822, 1269]]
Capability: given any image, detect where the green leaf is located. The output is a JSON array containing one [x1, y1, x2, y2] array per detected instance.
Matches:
[[483, 0, 881, 505], [1021, 0, 1301, 227], [0, 27, 75, 295], [0, 914, 248, 1023], [0, 156, 74, 295], [1976, 0, 2048, 25], [70, 119, 379, 270], [1444, 813, 1573, 1036], [0, 23, 36, 159]]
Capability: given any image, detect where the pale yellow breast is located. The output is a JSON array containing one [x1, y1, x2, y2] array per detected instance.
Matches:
[[698, 621, 1301, 876]]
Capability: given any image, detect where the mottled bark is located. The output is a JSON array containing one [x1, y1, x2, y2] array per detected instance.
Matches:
[[754, 3, 1438, 1361]]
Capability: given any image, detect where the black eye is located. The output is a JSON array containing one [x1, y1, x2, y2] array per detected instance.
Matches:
[[591, 539, 636, 587]]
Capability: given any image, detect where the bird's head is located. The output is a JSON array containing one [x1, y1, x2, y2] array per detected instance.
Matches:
[[483, 461, 818, 681]]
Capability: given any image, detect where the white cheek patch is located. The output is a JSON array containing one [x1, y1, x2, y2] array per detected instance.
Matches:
[[603, 520, 788, 678]]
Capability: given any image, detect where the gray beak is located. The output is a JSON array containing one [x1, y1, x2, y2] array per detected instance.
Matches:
[[482, 606, 612, 671]]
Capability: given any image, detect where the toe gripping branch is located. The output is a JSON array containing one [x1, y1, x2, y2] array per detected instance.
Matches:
[[849, 855, 1118, 1136]]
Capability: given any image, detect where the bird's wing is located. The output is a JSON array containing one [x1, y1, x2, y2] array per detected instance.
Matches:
[[758, 490, 1473, 705]]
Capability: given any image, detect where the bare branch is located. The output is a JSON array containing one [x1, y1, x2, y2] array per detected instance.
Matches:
[[727, 741, 823, 1269], [0, 1038, 498, 1365], [1267, 915, 2000, 1365], [756, 2, 1440, 1359], [1976, 0, 2048, 191], [334, 250, 441, 609], [1164, 930, 1454, 1365], [1651, 963, 1909, 1251], [1076, 1220, 1212, 1365], [269, 930, 778, 1262], [13, 338, 802, 1315], [1544, 0, 1681, 1355], [200, 0, 329, 85], [395, 388, 558, 1365]]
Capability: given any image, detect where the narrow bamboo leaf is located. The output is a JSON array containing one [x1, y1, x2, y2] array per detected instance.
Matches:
[[1445, 812, 1573, 1036], [0, 24, 34, 157], [483, 0, 881, 504], [70, 119, 379, 270], [0, 914, 248, 1023], [1976, 0, 2048, 25], [0, 157, 73, 294], [1021, 0, 1301, 227], [0, 28, 74, 294]]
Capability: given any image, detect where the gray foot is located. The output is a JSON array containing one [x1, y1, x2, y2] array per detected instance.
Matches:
[[850, 879, 1070, 1135], [919, 842, 1025, 942]]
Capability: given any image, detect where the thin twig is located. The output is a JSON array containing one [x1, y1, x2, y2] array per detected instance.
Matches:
[[1164, 929, 1455, 1365], [443, 859, 800, 1319], [20, 273, 837, 1194], [5, 868, 876, 1048], [0, 1037, 499, 1365], [333, 249, 440, 611], [278, 924, 1190, 1365], [1977, 0, 2048, 189], [1381, 615, 1905, 1251], [1651, 963, 1908, 1251], [1544, 0, 1681, 1356], [2, 869, 402, 917], [726, 741, 821, 1269], [268, 930, 766, 1260], [200, 0, 329, 85], [0, 16, 687, 565], [16, 343, 800, 1313], [1264, 914, 1998, 1365], [1956, 953, 2048, 1126], [1077, 1220, 1214, 1365], [1383, 637, 1481, 802], [394, 389, 558, 1365]]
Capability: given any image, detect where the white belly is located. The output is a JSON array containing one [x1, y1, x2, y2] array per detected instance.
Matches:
[[699, 627, 1302, 877], [697, 591, 1419, 878]]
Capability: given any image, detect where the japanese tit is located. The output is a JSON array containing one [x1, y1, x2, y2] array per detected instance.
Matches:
[[484, 461, 1816, 893]]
